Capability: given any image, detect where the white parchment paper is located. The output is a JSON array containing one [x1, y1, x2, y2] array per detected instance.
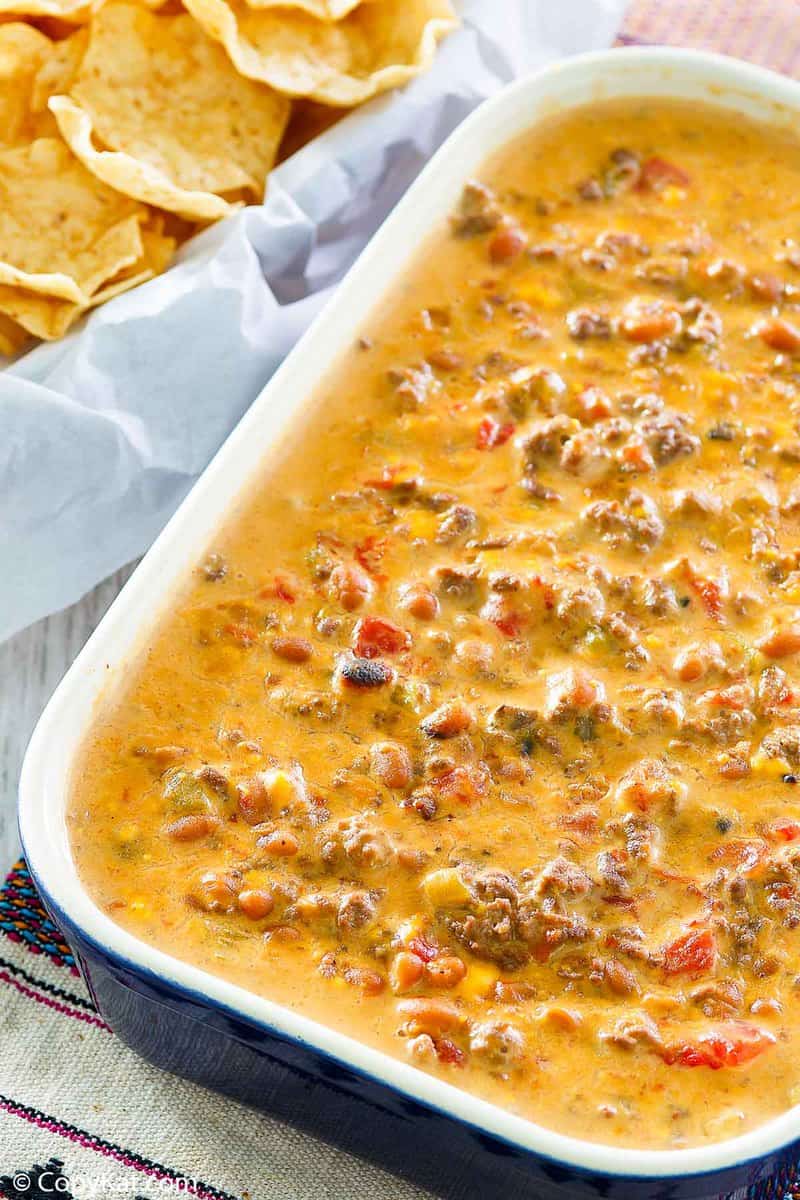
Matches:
[[0, 0, 625, 643]]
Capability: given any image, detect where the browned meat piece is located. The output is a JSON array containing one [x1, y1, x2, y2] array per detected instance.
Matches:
[[451, 181, 502, 236], [555, 585, 606, 632], [582, 491, 664, 551], [640, 688, 685, 729], [690, 979, 744, 1019], [388, 362, 439, 411], [600, 1011, 663, 1050], [436, 503, 479, 545], [757, 665, 796, 717], [682, 298, 722, 344], [566, 308, 613, 340], [434, 867, 593, 970], [337, 889, 379, 933], [758, 724, 800, 766], [530, 856, 594, 898], [521, 415, 576, 466], [596, 849, 631, 897], [317, 815, 397, 869], [433, 564, 485, 605], [639, 410, 700, 464], [469, 1019, 526, 1065], [559, 429, 613, 482], [437, 869, 530, 969], [641, 578, 679, 615]]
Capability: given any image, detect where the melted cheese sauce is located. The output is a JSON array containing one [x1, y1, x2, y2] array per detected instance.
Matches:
[[71, 99, 800, 1148]]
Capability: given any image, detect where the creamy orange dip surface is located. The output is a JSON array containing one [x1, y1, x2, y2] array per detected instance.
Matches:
[[71, 99, 800, 1149]]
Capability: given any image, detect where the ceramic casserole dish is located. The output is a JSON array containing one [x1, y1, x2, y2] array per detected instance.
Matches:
[[19, 47, 800, 1200]]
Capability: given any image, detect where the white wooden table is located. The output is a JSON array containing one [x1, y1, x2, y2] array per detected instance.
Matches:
[[0, 566, 134, 869]]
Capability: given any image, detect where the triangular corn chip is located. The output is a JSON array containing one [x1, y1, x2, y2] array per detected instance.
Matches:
[[0, 214, 177, 340], [245, 0, 364, 16], [49, 1, 291, 220], [0, 310, 30, 358], [0, 24, 54, 147], [181, 0, 458, 105], [0, 285, 82, 341], [0, 0, 98, 22], [0, 137, 147, 305], [30, 26, 87, 113]]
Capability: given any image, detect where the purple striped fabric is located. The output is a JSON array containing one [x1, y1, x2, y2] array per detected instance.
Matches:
[[617, 0, 800, 76]]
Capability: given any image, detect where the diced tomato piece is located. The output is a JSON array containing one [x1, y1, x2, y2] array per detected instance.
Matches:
[[698, 683, 752, 711], [768, 819, 800, 843], [661, 1023, 775, 1070], [662, 928, 717, 977], [354, 616, 411, 659], [694, 578, 725, 622], [435, 1037, 467, 1065], [482, 592, 525, 638], [364, 464, 407, 489], [709, 837, 767, 878], [476, 415, 516, 450], [355, 535, 389, 581], [488, 225, 527, 265], [260, 573, 297, 604], [408, 934, 439, 963], [636, 157, 690, 192], [681, 562, 727, 623], [432, 763, 490, 804], [493, 612, 523, 638], [223, 622, 257, 646]]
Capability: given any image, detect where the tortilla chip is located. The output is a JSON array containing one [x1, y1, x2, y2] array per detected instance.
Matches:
[[278, 98, 346, 162], [0, 137, 147, 305], [0, 0, 97, 21], [49, 2, 291, 220], [245, 0, 364, 16], [0, 284, 82, 340], [0, 24, 54, 146], [90, 220, 178, 305], [0, 310, 30, 358], [0, 213, 177, 340], [30, 25, 87, 113], [181, 0, 459, 105]]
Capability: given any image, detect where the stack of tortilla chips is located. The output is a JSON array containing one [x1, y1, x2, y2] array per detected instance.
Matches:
[[0, 0, 459, 355]]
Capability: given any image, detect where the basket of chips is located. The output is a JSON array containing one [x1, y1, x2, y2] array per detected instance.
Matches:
[[0, 0, 458, 355]]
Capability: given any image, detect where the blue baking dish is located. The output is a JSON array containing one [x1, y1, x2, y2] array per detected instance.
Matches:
[[19, 48, 800, 1200]]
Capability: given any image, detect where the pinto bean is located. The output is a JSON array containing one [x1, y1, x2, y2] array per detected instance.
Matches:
[[758, 626, 800, 659], [420, 700, 475, 738], [604, 959, 638, 996], [673, 641, 725, 682], [427, 347, 464, 371], [397, 997, 467, 1034], [489, 225, 527, 264], [272, 636, 313, 663], [753, 315, 800, 353], [187, 871, 238, 913], [164, 813, 220, 842], [425, 955, 467, 989], [330, 562, 373, 611], [620, 300, 681, 343], [399, 582, 440, 621], [370, 741, 414, 790], [238, 889, 275, 920], [391, 951, 425, 993], [259, 829, 300, 857]]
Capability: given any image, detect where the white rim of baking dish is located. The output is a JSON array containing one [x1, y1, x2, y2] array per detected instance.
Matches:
[[20, 46, 800, 1182]]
